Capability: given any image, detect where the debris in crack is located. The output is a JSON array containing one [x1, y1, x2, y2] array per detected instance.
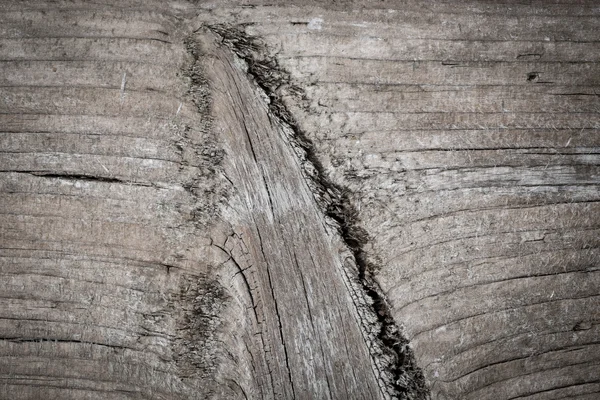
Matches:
[[206, 24, 304, 128], [205, 23, 430, 400], [177, 35, 230, 226], [171, 274, 228, 381], [163, 35, 233, 394]]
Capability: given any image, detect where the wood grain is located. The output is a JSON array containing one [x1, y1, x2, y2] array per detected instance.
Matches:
[[194, 2, 600, 399], [0, 3, 230, 399], [1, 1, 599, 399], [221, 1, 600, 399], [198, 31, 405, 399]]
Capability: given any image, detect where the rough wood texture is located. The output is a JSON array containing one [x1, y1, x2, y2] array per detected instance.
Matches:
[[1, 1, 599, 399], [0, 2, 230, 399], [197, 2, 600, 399], [198, 31, 406, 399]]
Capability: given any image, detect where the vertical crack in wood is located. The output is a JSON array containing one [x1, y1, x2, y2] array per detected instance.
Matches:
[[204, 24, 430, 399], [294, 249, 335, 398], [257, 227, 298, 399]]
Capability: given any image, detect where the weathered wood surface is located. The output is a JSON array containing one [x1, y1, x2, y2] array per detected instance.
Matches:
[[0, 2, 230, 399], [0, 1, 423, 399], [198, 31, 408, 399], [197, 2, 600, 399], [1, 1, 599, 399]]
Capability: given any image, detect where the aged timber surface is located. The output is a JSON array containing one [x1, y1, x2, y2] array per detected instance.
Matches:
[[1, 1, 600, 400], [196, 2, 600, 399], [0, 1, 422, 399], [0, 2, 231, 399], [198, 31, 401, 399]]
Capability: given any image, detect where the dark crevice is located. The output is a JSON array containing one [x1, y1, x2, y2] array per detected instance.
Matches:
[[206, 23, 429, 399], [13, 171, 143, 184], [552, 92, 600, 96], [1, 337, 128, 350], [159, 263, 180, 275], [517, 53, 543, 59]]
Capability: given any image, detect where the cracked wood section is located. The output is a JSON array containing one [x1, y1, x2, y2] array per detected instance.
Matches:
[[2, 1, 599, 399], [200, 32, 389, 399], [193, 2, 600, 399]]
